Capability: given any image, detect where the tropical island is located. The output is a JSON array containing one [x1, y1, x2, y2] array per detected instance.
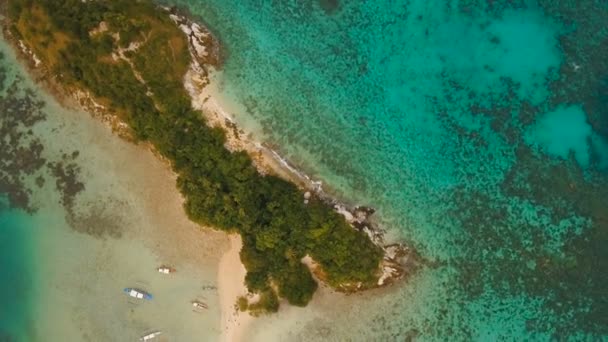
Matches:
[[4, 0, 411, 313]]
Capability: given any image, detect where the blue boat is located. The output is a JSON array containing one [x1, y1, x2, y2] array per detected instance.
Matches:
[[124, 288, 153, 300]]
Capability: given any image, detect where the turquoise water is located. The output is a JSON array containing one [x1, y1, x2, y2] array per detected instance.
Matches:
[[525, 104, 594, 167], [0, 41, 41, 341], [0, 201, 37, 342], [1, 0, 607, 340], [171, 0, 608, 339]]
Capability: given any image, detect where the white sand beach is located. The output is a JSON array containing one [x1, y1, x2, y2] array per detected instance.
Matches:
[[218, 235, 254, 342], [186, 68, 322, 192]]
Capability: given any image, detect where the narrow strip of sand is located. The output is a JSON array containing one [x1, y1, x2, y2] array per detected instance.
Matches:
[[218, 235, 253, 342]]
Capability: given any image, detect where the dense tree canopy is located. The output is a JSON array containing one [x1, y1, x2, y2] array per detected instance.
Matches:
[[7, 0, 383, 311]]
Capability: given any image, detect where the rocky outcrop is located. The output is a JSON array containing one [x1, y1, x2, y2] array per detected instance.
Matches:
[[165, 7, 221, 87], [333, 204, 421, 289]]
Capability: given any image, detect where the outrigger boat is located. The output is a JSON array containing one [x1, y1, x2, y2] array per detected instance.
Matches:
[[191, 300, 208, 310], [157, 265, 176, 274], [124, 288, 153, 300], [140, 331, 162, 341]]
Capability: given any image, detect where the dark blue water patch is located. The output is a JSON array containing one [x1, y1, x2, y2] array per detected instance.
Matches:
[[0, 198, 37, 342]]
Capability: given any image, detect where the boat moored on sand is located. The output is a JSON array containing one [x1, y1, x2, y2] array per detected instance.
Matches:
[[124, 288, 153, 300], [140, 331, 162, 341], [157, 266, 176, 274], [191, 300, 208, 310]]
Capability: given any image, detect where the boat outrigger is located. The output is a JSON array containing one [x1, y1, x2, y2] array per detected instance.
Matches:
[[157, 266, 176, 274], [124, 288, 153, 300], [191, 300, 208, 310], [140, 331, 162, 341]]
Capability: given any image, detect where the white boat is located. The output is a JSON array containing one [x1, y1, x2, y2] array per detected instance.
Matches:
[[140, 331, 162, 341], [124, 288, 153, 300], [157, 266, 176, 274], [192, 300, 208, 310]]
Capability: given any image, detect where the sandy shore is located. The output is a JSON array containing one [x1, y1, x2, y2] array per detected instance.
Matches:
[[5, 22, 258, 340], [218, 235, 254, 342], [42, 63, 258, 342], [1, 26, 258, 339], [7, 73, 232, 340], [186, 68, 323, 193], [3, 11, 408, 339]]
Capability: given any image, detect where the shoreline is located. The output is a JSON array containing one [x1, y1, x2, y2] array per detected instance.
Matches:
[[217, 235, 253, 342], [168, 6, 418, 291], [1, 20, 250, 341], [184, 59, 418, 290], [0, 32, 230, 339], [3, 3, 419, 340]]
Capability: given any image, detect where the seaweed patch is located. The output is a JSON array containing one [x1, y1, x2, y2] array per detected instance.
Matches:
[[0, 62, 46, 213], [65, 198, 126, 239], [46, 153, 84, 212]]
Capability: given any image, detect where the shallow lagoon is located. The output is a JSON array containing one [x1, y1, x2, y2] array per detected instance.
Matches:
[[0, 208, 37, 341], [0, 37, 228, 341]]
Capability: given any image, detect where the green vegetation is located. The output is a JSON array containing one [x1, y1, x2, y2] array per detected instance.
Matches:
[[247, 289, 279, 315], [236, 296, 249, 312], [7, 0, 383, 311]]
